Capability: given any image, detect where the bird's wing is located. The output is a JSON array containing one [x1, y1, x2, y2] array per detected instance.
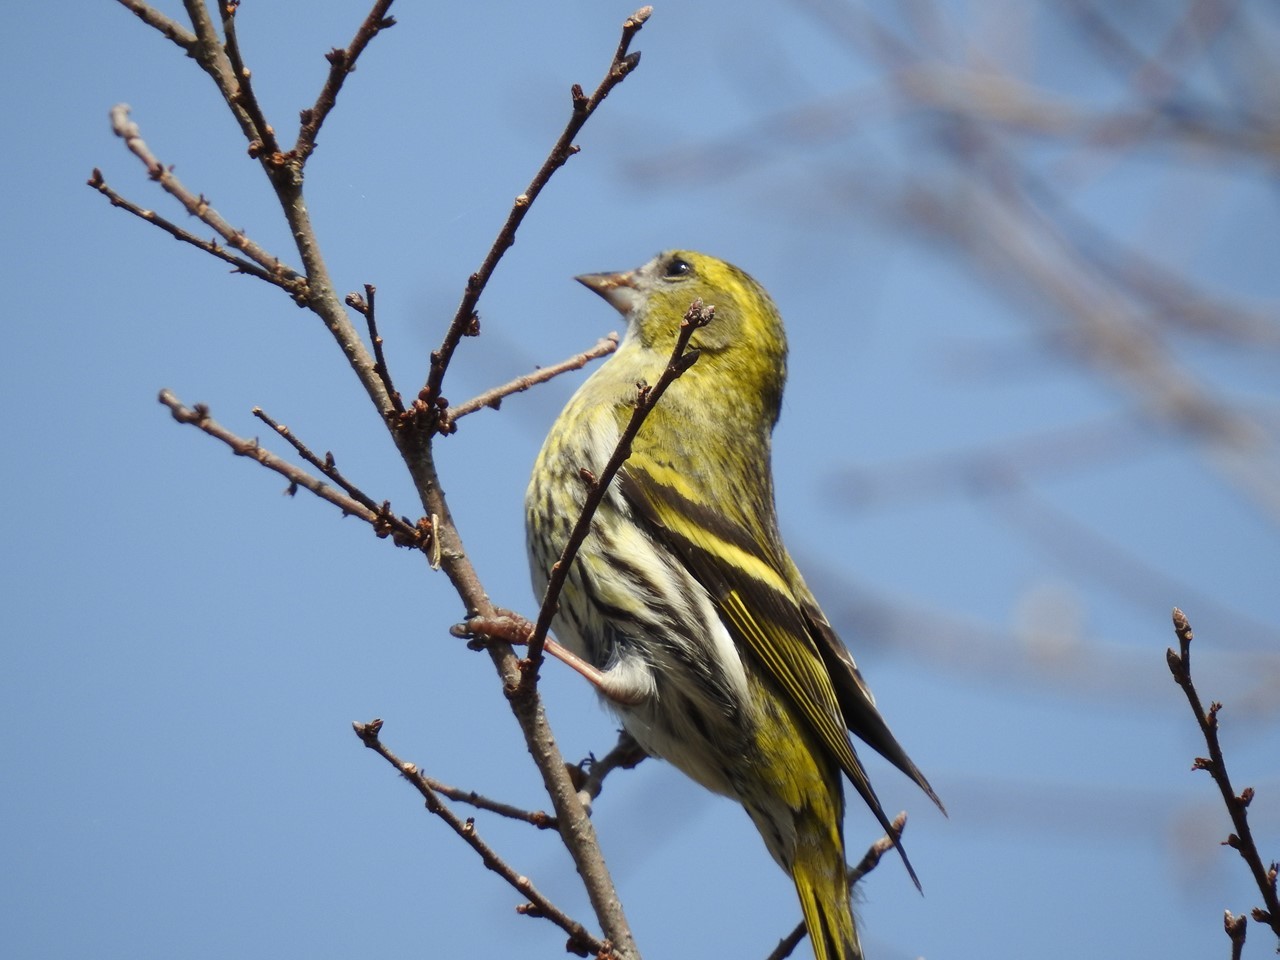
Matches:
[[619, 466, 922, 888], [796, 591, 945, 814]]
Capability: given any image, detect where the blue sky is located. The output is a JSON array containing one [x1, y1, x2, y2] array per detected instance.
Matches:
[[4, 2, 1278, 959]]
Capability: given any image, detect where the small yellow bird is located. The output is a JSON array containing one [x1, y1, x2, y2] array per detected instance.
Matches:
[[526, 250, 941, 960]]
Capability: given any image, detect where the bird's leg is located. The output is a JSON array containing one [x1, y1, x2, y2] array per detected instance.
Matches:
[[458, 613, 647, 706], [543, 638, 648, 706]]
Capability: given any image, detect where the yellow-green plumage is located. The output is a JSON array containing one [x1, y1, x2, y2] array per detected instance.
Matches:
[[526, 251, 940, 960]]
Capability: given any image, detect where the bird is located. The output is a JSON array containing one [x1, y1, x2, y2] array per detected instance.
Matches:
[[525, 250, 942, 960]]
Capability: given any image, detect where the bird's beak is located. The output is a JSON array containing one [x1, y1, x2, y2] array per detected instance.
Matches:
[[575, 270, 642, 317]]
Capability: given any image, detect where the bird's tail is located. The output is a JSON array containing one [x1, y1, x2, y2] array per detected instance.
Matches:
[[791, 823, 861, 960]]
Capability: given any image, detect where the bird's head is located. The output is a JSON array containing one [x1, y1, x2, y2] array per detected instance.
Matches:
[[576, 250, 788, 420]]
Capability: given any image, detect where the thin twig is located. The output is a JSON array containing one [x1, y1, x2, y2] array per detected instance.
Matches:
[[848, 811, 907, 885], [1167, 608, 1280, 944], [525, 299, 713, 673], [422, 6, 652, 418], [441, 334, 620, 430], [575, 730, 648, 809], [179, 0, 255, 143], [346, 285, 405, 415], [423, 776, 558, 831], [1224, 909, 1247, 960], [250, 407, 400, 522], [159, 390, 426, 550], [107, 105, 306, 295], [764, 813, 908, 960], [86, 168, 303, 293], [766, 916, 807, 960], [220, 1, 284, 162], [353, 720, 604, 956], [295, 0, 397, 164], [114, 0, 197, 51]]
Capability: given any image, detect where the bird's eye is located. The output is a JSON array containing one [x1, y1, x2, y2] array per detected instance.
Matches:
[[663, 257, 692, 279]]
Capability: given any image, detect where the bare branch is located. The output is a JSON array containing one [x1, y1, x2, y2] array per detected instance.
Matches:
[[158, 390, 426, 550], [353, 720, 605, 956], [295, 0, 398, 163], [392, 446, 639, 958], [1224, 909, 1247, 960], [250, 407, 399, 522], [114, 0, 196, 51], [346, 285, 405, 415], [86, 168, 303, 294], [441, 334, 620, 430], [106, 105, 306, 295], [179, 0, 255, 142], [422, 6, 652, 421], [1167, 609, 1280, 946], [525, 299, 713, 673], [423, 776, 558, 831], [220, 1, 284, 162], [574, 730, 648, 809], [848, 811, 907, 886]]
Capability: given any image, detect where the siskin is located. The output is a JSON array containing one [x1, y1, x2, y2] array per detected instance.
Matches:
[[525, 250, 942, 960]]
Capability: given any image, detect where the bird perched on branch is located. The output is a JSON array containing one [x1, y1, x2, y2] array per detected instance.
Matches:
[[526, 250, 942, 960]]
